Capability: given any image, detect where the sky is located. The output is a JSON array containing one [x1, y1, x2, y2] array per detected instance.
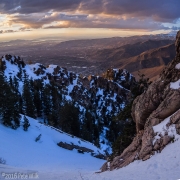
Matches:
[[0, 0, 180, 41]]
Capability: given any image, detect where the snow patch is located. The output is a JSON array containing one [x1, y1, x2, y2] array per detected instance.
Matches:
[[175, 63, 180, 69], [170, 79, 180, 89], [0, 115, 105, 172]]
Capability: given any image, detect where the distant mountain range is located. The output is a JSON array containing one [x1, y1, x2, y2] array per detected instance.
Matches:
[[86, 39, 175, 80], [0, 34, 176, 80]]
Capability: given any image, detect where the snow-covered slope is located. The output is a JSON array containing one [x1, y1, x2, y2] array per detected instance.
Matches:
[[0, 116, 105, 173], [1, 113, 180, 180]]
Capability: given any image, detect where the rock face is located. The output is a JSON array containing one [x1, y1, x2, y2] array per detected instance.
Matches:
[[101, 30, 180, 171]]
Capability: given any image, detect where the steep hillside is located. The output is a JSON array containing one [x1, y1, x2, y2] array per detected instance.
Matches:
[[1, 115, 180, 180], [0, 55, 136, 153], [101, 31, 180, 171], [55, 35, 175, 50], [89, 39, 175, 80], [90, 40, 173, 62], [0, 115, 105, 172], [123, 43, 175, 80]]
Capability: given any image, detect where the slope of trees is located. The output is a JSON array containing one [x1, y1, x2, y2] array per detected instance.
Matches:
[[0, 59, 150, 151], [0, 69, 102, 145], [0, 72, 20, 129]]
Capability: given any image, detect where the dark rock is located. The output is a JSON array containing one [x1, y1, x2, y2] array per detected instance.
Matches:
[[57, 142, 74, 150], [170, 109, 180, 124], [175, 124, 180, 135], [162, 136, 171, 146]]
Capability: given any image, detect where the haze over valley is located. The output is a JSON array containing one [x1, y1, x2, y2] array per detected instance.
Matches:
[[0, 33, 176, 80]]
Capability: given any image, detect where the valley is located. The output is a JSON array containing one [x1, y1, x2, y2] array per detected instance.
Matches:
[[0, 32, 180, 180], [0, 34, 175, 80]]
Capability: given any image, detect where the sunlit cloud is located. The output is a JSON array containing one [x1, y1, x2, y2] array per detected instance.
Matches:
[[0, 0, 180, 39]]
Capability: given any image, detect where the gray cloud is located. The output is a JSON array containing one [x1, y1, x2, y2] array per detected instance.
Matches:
[[43, 15, 168, 30], [98, 0, 180, 22], [0, 0, 82, 14], [0, 28, 31, 34], [0, 0, 180, 32], [9, 13, 88, 28], [8, 12, 173, 31], [0, 29, 17, 34], [1, 0, 180, 23]]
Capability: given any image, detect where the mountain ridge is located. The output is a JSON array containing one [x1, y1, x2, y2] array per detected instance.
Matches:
[[0, 54, 136, 153], [101, 30, 180, 171]]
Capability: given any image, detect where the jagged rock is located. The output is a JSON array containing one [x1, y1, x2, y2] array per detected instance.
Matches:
[[57, 142, 74, 150], [103, 30, 180, 171], [73, 144, 94, 153], [91, 153, 106, 160], [175, 124, 180, 135], [162, 136, 171, 146], [139, 127, 154, 159], [101, 162, 109, 172], [57, 141, 105, 159], [175, 31, 180, 53], [160, 31, 180, 82], [147, 89, 180, 121], [151, 118, 162, 126], [57, 141, 94, 152], [142, 154, 151, 161], [170, 109, 180, 124], [131, 80, 167, 132], [153, 140, 160, 151]]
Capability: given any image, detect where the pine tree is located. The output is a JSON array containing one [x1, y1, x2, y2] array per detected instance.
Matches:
[[0, 74, 20, 129], [81, 111, 94, 142], [23, 116, 30, 131], [59, 102, 80, 137], [22, 78, 36, 118], [0, 72, 5, 113], [42, 84, 52, 123], [33, 80, 43, 117], [12, 76, 19, 93], [50, 82, 59, 126]]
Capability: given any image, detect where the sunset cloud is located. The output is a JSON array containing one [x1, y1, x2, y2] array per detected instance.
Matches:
[[0, 0, 180, 35]]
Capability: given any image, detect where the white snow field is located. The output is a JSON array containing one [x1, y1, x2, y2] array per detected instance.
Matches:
[[0, 115, 180, 180]]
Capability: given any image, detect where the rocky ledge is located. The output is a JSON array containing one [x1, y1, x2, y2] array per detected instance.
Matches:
[[101, 30, 180, 171]]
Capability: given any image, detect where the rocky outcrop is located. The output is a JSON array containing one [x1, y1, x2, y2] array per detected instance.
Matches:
[[57, 141, 106, 159], [101, 30, 180, 171]]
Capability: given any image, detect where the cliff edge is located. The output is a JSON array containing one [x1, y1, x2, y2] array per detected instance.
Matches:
[[101, 30, 180, 171]]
